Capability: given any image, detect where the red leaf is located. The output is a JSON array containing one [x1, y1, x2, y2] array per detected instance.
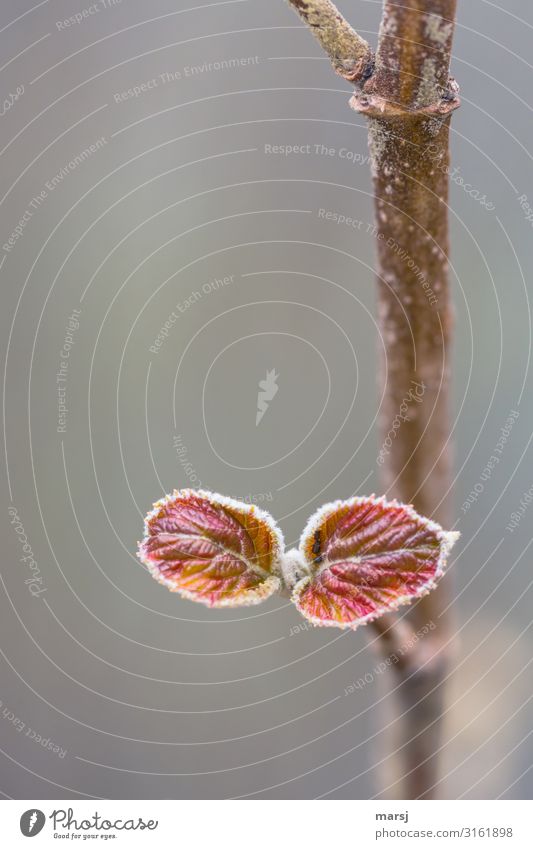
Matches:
[[138, 490, 283, 607], [292, 495, 459, 629]]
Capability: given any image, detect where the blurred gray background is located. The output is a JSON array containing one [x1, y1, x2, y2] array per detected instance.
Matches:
[[0, 0, 532, 799]]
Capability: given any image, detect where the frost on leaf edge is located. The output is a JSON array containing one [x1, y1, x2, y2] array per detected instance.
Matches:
[[137, 488, 285, 608], [292, 493, 460, 630]]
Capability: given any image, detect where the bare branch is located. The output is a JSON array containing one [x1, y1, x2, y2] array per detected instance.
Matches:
[[286, 0, 373, 82], [368, 0, 458, 109], [351, 0, 459, 799], [284, 0, 460, 799]]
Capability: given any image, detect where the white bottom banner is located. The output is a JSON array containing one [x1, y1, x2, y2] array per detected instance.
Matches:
[[0, 800, 531, 847]]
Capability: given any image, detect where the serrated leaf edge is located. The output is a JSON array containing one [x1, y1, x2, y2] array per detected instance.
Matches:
[[293, 493, 460, 630], [137, 488, 284, 608]]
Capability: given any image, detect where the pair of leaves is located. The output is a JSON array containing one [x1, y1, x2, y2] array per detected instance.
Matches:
[[137, 490, 458, 630]]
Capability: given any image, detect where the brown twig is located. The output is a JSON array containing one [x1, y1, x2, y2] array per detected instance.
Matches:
[[354, 0, 458, 800], [286, 0, 459, 798], [286, 0, 374, 82]]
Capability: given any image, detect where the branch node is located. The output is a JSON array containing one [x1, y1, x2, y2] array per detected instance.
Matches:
[[350, 79, 460, 121]]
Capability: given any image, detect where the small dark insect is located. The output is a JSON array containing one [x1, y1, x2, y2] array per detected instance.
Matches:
[[361, 58, 376, 82], [312, 530, 323, 564]]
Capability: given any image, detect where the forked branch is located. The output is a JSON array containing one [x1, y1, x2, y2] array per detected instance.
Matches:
[[286, 0, 373, 82]]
